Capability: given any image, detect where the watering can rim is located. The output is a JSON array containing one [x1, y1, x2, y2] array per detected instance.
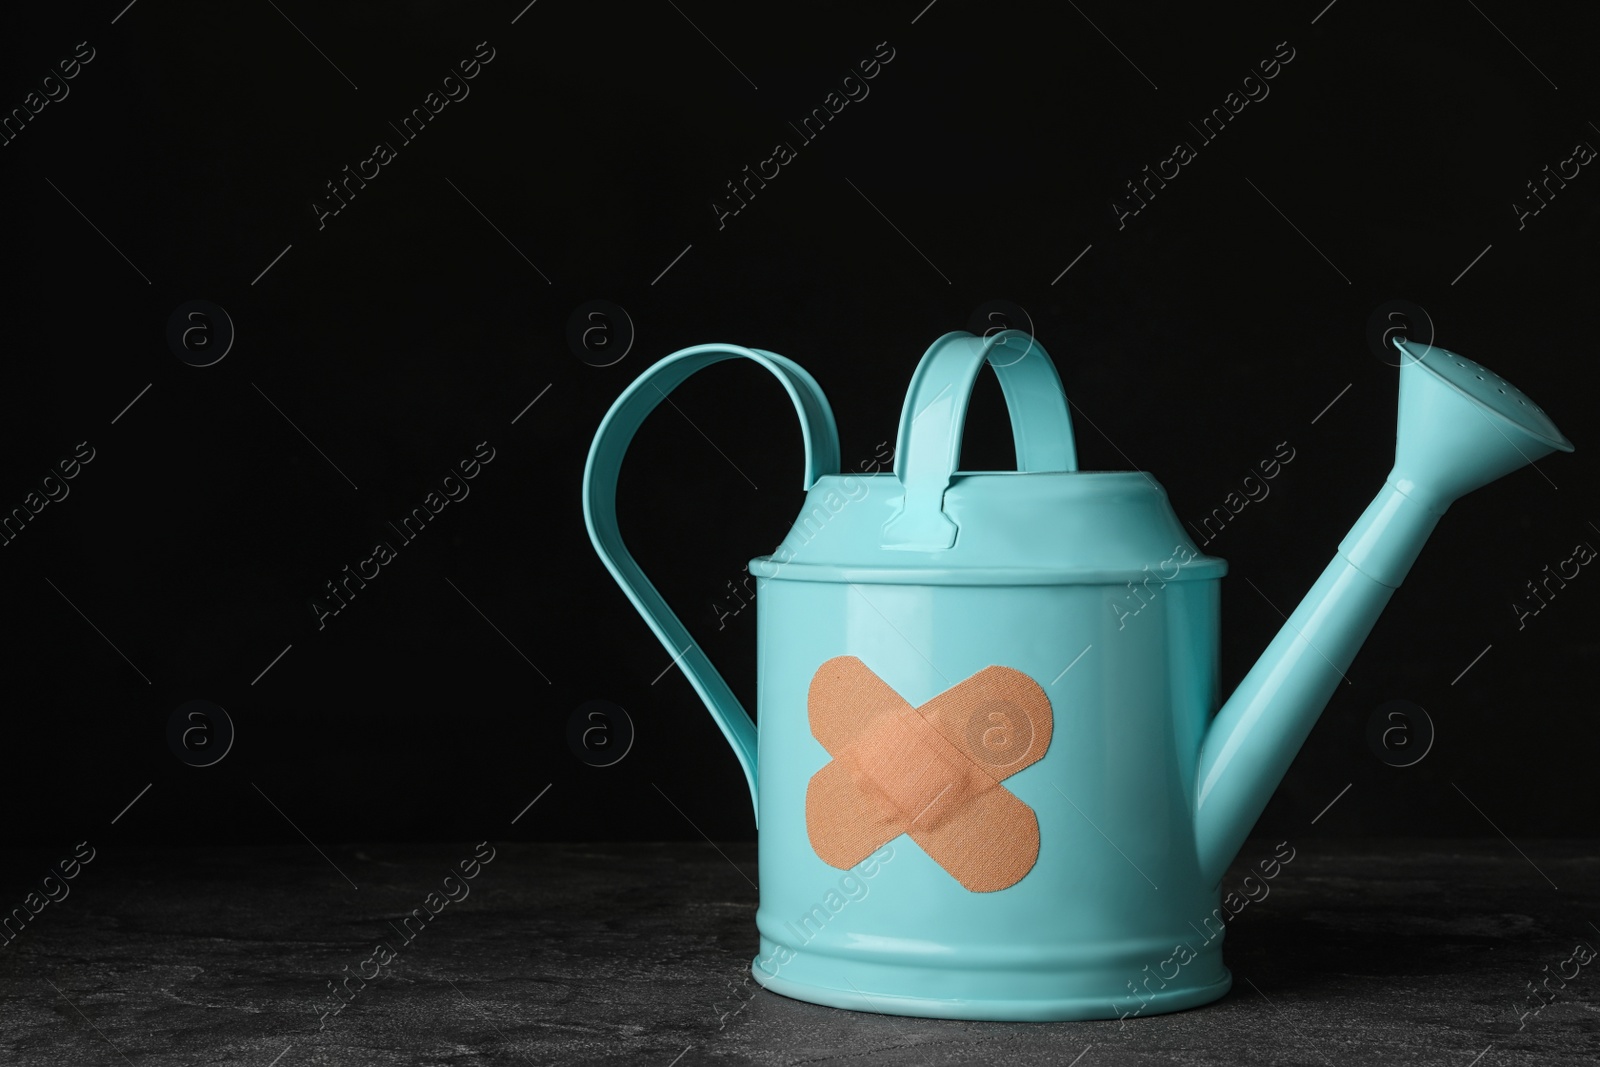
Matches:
[[743, 558, 1229, 585]]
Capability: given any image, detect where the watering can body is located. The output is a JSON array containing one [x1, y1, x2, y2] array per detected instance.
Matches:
[[747, 470, 1232, 1019], [582, 330, 1572, 1021]]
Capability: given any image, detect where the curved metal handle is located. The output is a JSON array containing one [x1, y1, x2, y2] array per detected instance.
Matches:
[[884, 330, 1076, 550], [581, 343, 841, 824]]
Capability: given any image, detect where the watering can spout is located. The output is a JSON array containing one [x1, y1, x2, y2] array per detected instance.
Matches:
[[1192, 338, 1573, 885]]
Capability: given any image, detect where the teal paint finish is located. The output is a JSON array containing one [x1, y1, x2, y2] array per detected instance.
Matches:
[[582, 330, 1572, 1020]]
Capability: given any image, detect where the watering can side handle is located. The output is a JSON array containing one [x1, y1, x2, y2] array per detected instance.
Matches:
[[581, 344, 842, 826], [886, 330, 1077, 550]]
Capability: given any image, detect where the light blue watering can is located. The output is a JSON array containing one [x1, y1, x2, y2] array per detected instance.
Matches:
[[582, 330, 1572, 1021]]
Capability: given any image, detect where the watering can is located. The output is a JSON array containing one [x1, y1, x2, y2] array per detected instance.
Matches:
[[581, 329, 1572, 1020]]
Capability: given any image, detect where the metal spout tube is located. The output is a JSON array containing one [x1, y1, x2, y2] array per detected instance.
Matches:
[[1192, 481, 1442, 885]]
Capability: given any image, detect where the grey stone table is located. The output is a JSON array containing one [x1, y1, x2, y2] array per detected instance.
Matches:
[[0, 840, 1595, 1066]]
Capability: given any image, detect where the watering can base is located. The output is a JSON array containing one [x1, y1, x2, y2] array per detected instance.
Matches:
[[749, 951, 1233, 1022]]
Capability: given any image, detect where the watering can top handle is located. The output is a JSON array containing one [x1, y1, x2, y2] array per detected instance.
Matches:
[[581, 343, 841, 823], [884, 330, 1077, 550]]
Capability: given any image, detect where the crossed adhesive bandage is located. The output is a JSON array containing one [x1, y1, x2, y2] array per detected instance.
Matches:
[[804, 655, 1053, 893]]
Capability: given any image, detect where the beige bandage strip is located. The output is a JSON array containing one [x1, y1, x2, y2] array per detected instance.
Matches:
[[805, 655, 1053, 893]]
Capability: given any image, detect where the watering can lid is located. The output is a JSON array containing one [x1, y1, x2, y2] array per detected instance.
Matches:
[[749, 331, 1225, 585], [749, 469, 1227, 585]]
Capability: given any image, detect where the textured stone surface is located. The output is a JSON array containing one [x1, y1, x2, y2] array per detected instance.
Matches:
[[0, 840, 1596, 1065]]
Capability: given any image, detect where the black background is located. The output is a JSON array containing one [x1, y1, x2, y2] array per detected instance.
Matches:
[[2, 0, 1596, 851]]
